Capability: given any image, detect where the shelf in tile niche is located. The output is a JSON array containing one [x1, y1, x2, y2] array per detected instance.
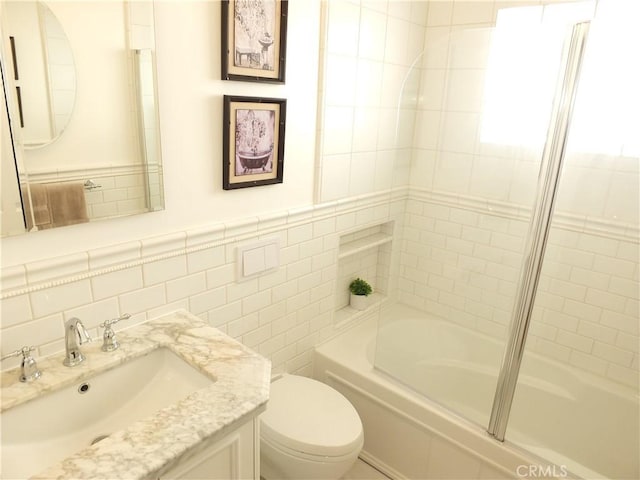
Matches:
[[334, 292, 387, 327], [338, 232, 393, 259]]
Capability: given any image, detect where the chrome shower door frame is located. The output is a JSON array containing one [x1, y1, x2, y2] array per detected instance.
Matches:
[[487, 21, 592, 442]]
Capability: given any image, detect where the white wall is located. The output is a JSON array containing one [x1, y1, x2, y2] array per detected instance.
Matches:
[[1, 0, 321, 266]]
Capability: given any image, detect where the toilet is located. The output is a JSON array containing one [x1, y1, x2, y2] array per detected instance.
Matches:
[[260, 374, 364, 480]]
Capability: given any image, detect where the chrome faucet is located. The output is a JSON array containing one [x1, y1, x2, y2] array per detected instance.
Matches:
[[63, 317, 92, 366]]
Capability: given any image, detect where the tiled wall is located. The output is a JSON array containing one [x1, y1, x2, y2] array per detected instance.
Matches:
[[316, 0, 428, 201], [1, 193, 405, 376], [397, 0, 639, 389], [398, 191, 638, 389]]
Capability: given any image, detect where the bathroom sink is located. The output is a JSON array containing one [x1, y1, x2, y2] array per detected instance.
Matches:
[[1, 348, 214, 479]]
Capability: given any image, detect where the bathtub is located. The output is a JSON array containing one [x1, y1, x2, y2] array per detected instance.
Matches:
[[313, 303, 639, 480]]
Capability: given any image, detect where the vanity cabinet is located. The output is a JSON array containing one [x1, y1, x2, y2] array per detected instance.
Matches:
[[159, 417, 259, 480]]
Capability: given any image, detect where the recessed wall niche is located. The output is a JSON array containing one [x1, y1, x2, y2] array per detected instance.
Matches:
[[334, 221, 394, 325]]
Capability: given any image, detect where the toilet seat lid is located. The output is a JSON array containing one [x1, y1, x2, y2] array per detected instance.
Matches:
[[261, 375, 363, 457]]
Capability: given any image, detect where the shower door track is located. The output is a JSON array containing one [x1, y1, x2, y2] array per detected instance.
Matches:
[[487, 21, 591, 442]]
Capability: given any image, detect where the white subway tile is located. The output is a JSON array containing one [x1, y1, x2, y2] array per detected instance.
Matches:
[[568, 350, 607, 376], [206, 263, 235, 290], [228, 314, 259, 339], [288, 224, 314, 246], [600, 310, 639, 336], [243, 324, 272, 348], [287, 290, 311, 314], [569, 267, 610, 291], [556, 330, 593, 353], [327, 0, 360, 56], [31, 280, 93, 318], [593, 255, 636, 279], [271, 343, 298, 368], [287, 258, 313, 281], [534, 292, 564, 311], [577, 319, 616, 345], [187, 245, 225, 273], [490, 232, 524, 253], [242, 289, 272, 315], [166, 272, 206, 302], [625, 298, 638, 318], [285, 322, 310, 345], [593, 341, 634, 367], [189, 287, 226, 314], [534, 338, 571, 362], [91, 267, 143, 301], [616, 332, 640, 354], [616, 241, 639, 262], [209, 301, 242, 327], [1, 314, 63, 357], [608, 277, 639, 300], [119, 284, 165, 315], [541, 310, 578, 332], [272, 279, 299, 303], [147, 300, 189, 320], [452, 1, 494, 25], [143, 256, 187, 286], [258, 333, 286, 357], [585, 289, 627, 314], [577, 234, 619, 257], [549, 279, 586, 302], [1, 294, 32, 328], [227, 278, 258, 302]]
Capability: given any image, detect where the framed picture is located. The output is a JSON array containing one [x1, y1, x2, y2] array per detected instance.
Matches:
[[223, 95, 286, 190], [221, 0, 288, 83]]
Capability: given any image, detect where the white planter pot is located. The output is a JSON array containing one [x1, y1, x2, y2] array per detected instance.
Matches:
[[350, 293, 369, 311]]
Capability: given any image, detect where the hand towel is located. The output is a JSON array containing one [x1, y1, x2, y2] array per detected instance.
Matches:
[[46, 182, 89, 228], [21, 183, 52, 230]]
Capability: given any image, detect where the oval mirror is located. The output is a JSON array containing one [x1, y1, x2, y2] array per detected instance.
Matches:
[[4, 1, 76, 148]]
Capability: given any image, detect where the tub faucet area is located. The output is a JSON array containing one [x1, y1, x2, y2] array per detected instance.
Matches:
[[63, 318, 91, 367]]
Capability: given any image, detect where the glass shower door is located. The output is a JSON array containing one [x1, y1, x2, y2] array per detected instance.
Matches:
[[374, 3, 594, 429], [505, 1, 640, 478]]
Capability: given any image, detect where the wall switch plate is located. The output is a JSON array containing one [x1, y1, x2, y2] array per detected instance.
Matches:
[[236, 237, 280, 282]]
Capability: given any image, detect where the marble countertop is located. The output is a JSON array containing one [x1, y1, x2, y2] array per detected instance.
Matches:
[[0, 310, 271, 479]]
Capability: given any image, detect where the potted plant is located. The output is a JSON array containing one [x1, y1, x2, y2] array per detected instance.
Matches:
[[349, 277, 372, 311]]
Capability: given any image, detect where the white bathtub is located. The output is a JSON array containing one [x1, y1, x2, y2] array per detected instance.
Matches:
[[313, 303, 639, 480]]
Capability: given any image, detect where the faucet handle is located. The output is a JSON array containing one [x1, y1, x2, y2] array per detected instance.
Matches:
[[100, 313, 131, 352], [100, 313, 131, 329], [1, 346, 42, 382]]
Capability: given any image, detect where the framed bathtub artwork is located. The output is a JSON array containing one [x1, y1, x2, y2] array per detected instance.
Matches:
[[223, 95, 286, 190], [221, 0, 288, 84]]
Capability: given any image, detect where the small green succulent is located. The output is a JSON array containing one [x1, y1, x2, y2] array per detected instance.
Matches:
[[349, 278, 372, 296]]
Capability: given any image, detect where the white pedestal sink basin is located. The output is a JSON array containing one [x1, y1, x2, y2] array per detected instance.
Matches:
[[1, 347, 214, 479]]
